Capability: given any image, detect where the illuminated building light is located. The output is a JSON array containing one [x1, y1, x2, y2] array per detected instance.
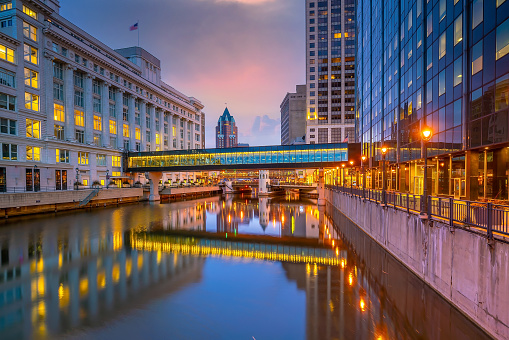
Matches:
[[360, 298, 366, 312]]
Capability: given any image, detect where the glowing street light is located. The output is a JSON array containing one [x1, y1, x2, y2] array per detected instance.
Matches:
[[421, 125, 433, 218], [381, 146, 388, 205]]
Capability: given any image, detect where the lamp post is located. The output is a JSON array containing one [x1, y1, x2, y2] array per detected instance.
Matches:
[[349, 160, 354, 195], [341, 163, 345, 189], [33, 164, 38, 192], [421, 125, 433, 217], [106, 169, 110, 189], [381, 146, 388, 205], [361, 155, 366, 197], [75, 167, 79, 190]]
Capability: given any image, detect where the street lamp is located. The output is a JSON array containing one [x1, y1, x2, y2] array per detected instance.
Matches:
[[421, 125, 433, 217], [381, 146, 388, 205], [349, 160, 354, 195], [75, 167, 79, 190], [361, 155, 367, 197], [106, 169, 110, 189], [341, 163, 346, 188]]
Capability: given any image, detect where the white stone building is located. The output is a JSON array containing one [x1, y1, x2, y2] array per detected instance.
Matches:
[[0, 0, 205, 192]]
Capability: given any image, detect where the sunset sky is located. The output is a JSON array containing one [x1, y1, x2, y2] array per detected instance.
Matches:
[[60, 0, 305, 147]]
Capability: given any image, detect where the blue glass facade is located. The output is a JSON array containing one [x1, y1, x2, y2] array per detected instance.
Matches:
[[357, 0, 509, 200]]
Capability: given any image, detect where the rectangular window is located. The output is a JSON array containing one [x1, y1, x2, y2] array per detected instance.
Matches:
[[93, 134, 101, 146], [417, 89, 422, 110], [75, 129, 84, 143], [439, 0, 446, 22], [93, 80, 101, 95], [155, 133, 160, 145], [112, 156, 121, 167], [22, 5, 37, 19], [439, 32, 446, 59], [26, 145, 40, 161], [74, 110, 84, 127], [496, 18, 509, 60], [23, 44, 37, 65], [54, 103, 64, 122], [97, 154, 106, 166], [123, 107, 129, 121], [109, 104, 116, 117], [0, 118, 16, 135], [74, 90, 84, 107], [109, 120, 116, 134], [1, 143, 17, 160], [24, 92, 39, 111], [0, 3, 12, 11], [0, 68, 14, 88], [135, 112, 141, 125], [94, 115, 101, 130], [439, 71, 446, 96], [93, 97, 101, 113], [123, 123, 129, 137], [53, 83, 63, 101], [454, 15, 463, 45], [56, 149, 70, 163], [495, 75, 509, 111], [23, 21, 37, 41], [146, 116, 151, 128], [78, 152, 89, 165], [74, 72, 84, 88], [473, 0, 483, 29], [498, 0, 506, 7], [427, 46, 432, 70], [427, 13, 433, 36], [427, 80, 433, 103], [408, 9, 413, 30], [53, 62, 63, 79], [454, 58, 462, 87], [135, 127, 141, 140], [472, 41, 483, 74], [54, 124, 64, 140], [0, 93, 15, 111], [24, 68, 38, 88]]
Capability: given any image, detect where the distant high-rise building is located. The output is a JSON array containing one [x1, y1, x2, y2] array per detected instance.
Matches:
[[216, 108, 238, 148], [281, 85, 307, 145], [305, 0, 356, 144]]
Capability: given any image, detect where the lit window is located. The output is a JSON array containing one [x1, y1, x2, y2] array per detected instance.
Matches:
[[26, 145, 40, 161], [25, 92, 38, 111], [23, 44, 37, 65], [472, 0, 483, 29], [78, 152, 89, 165], [454, 58, 462, 87], [109, 120, 116, 134], [0, 3, 12, 11], [156, 133, 160, 145], [24, 68, 38, 88], [112, 156, 121, 167], [135, 127, 141, 140], [439, 32, 446, 59], [454, 15, 463, 45], [497, 0, 506, 7], [0, 44, 15, 63], [123, 123, 129, 137], [496, 18, 509, 60], [22, 5, 37, 19], [439, 0, 446, 22], [427, 13, 432, 36], [94, 115, 102, 130], [54, 103, 64, 122], [74, 110, 84, 127], [23, 21, 37, 41], [26, 119, 40, 138], [472, 41, 483, 74], [56, 149, 70, 163], [439, 70, 446, 96], [97, 154, 106, 166]]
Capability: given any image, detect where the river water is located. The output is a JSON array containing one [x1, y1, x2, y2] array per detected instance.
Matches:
[[0, 194, 491, 339]]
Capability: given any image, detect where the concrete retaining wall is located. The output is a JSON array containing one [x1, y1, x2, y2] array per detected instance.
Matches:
[[326, 188, 509, 339], [0, 188, 143, 217]]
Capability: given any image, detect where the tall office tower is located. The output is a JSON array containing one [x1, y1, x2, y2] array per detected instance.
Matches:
[[216, 107, 238, 148], [280, 85, 306, 145], [305, 0, 356, 145], [0, 0, 205, 191], [356, 0, 509, 200]]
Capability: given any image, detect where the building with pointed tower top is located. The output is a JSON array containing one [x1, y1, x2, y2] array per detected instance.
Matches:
[[216, 107, 238, 148]]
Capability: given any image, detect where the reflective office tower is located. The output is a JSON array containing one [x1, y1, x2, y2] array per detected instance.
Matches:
[[0, 0, 205, 191], [305, 0, 356, 145], [281, 85, 307, 145], [356, 0, 509, 200], [215, 107, 238, 148]]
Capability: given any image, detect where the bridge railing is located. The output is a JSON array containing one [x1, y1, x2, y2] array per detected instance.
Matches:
[[326, 185, 509, 239]]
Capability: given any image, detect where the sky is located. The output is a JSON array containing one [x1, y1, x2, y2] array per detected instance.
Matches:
[[60, 0, 305, 148]]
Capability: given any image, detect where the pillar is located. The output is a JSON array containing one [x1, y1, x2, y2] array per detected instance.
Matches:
[[149, 105, 156, 150], [140, 100, 147, 150], [148, 172, 162, 201], [43, 53, 55, 139], [101, 82, 110, 147], [64, 65, 76, 141], [115, 89, 124, 149], [317, 168, 325, 206], [259, 170, 270, 196], [128, 94, 136, 151], [84, 74, 94, 144]]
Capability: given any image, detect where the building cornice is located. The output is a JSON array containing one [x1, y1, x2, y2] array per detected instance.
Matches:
[[0, 31, 20, 46]]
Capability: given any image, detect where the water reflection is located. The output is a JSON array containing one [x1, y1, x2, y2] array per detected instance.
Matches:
[[0, 196, 490, 339]]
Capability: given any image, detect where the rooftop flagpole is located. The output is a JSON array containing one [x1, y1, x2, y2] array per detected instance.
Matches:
[[137, 19, 140, 47]]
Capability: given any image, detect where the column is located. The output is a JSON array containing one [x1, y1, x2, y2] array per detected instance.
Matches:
[[64, 65, 76, 141], [176, 116, 182, 149], [101, 82, 110, 147], [183, 119, 189, 150], [140, 100, 147, 151], [148, 172, 162, 201], [115, 89, 124, 149], [149, 105, 156, 150], [84, 74, 94, 144], [128, 95, 136, 151], [43, 53, 55, 139], [170, 114, 175, 150]]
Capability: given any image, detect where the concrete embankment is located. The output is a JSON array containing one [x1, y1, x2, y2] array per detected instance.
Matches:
[[159, 186, 221, 201], [326, 188, 509, 339], [0, 188, 143, 218]]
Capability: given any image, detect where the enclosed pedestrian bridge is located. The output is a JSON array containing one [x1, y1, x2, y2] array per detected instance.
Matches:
[[126, 143, 360, 172]]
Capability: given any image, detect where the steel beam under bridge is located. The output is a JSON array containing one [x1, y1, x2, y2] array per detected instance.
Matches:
[[126, 143, 361, 172]]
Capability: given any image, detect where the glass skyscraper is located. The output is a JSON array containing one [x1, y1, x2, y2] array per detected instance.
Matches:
[[356, 0, 509, 200], [306, 0, 356, 145]]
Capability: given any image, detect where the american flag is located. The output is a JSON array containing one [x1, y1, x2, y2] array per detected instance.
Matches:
[[129, 22, 138, 31]]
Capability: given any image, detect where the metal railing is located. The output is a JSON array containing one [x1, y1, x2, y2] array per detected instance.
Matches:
[[326, 185, 509, 239], [0, 184, 139, 193]]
